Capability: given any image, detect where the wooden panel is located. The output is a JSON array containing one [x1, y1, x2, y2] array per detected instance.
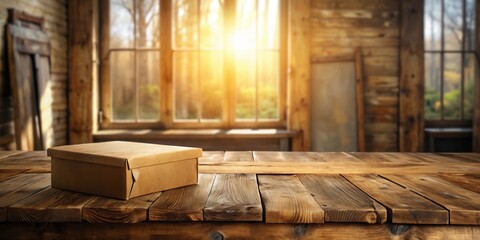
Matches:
[[8, 187, 93, 222], [299, 175, 386, 223], [253, 151, 322, 162], [399, 0, 424, 152], [355, 47, 366, 151], [383, 174, 480, 225], [199, 161, 480, 174], [310, 61, 358, 151], [0, 173, 50, 221], [203, 174, 262, 221], [149, 174, 215, 221], [314, 152, 357, 162], [288, 0, 311, 151], [1, 223, 480, 240], [82, 193, 161, 223], [68, 0, 93, 144], [344, 174, 448, 224], [258, 175, 324, 223]]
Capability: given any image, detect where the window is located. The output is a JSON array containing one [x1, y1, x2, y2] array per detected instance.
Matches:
[[424, 0, 476, 127], [101, 0, 286, 129]]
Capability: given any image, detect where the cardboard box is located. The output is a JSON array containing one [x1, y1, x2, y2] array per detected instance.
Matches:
[[47, 141, 202, 200]]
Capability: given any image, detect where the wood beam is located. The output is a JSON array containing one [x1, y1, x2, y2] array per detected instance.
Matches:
[[68, 0, 94, 144], [288, 0, 311, 151], [399, 0, 424, 152]]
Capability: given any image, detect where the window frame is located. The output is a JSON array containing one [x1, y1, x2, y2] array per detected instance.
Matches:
[[424, 0, 476, 128], [99, 0, 288, 130]]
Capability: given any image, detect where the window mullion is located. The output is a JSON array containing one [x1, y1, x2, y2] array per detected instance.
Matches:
[[461, 0, 466, 120], [224, 0, 236, 127], [160, 0, 173, 128], [440, 0, 445, 120]]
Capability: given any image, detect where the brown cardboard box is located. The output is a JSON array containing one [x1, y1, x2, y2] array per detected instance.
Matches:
[[47, 141, 202, 200]]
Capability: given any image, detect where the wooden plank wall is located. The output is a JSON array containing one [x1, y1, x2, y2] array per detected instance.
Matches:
[[310, 0, 400, 151], [0, 1, 68, 150]]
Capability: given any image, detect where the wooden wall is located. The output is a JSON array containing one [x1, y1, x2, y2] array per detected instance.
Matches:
[[0, 0, 68, 149], [310, 0, 400, 151]]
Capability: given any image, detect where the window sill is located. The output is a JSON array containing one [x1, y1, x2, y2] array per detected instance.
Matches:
[[93, 129, 298, 151]]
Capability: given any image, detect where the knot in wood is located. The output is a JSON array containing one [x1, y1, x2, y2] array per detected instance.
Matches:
[[210, 231, 224, 240], [294, 224, 307, 237]]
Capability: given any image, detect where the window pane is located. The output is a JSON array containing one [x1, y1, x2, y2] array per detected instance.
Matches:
[[173, 0, 198, 49], [174, 52, 198, 120], [258, 0, 279, 49], [200, 0, 223, 49], [425, 53, 442, 120], [464, 53, 476, 119], [258, 51, 279, 120], [236, 51, 256, 120], [137, 51, 160, 120], [110, 0, 134, 48], [235, 0, 256, 50], [465, 0, 476, 50], [443, 53, 462, 119], [424, 0, 441, 50], [200, 52, 223, 120], [135, 0, 160, 48], [444, 0, 463, 51], [111, 51, 135, 120]]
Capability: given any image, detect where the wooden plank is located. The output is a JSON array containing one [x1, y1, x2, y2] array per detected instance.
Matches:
[[253, 151, 322, 162], [436, 174, 480, 194], [344, 174, 448, 224], [224, 151, 253, 162], [199, 161, 480, 174], [288, 0, 311, 151], [438, 153, 480, 163], [383, 174, 480, 225], [355, 47, 366, 152], [0, 173, 50, 221], [203, 174, 262, 221], [399, 0, 424, 152], [0, 169, 25, 182], [0, 151, 24, 160], [149, 174, 215, 221], [258, 175, 324, 223], [82, 192, 160, 223], [8, 187, 94, 222], [348, 152, 398, 163], [198, 151, 224, 162], [0, 151, 50, 171], [1, 223, 480, 239], [68, 0, 93, 144], [299, 175, 386, 223]]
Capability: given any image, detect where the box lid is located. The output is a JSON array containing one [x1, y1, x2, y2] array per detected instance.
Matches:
[[47, 141, 202, 169]]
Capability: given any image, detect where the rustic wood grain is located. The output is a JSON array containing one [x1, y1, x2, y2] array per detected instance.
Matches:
[[0, 173, 50, 221], [288, 0, 311, 151], [3, 222, 480, 240], [149, 174, 215, 221], [383, 174, 480, 225], [344, 174, 448, 224], [224, 151, 253, 162], [436, 174, 480, 194], [199, 151, 224, 162], [0, 169, 26, 182], [437, 153, 480, 163], [8, 187, 93, 222], [0, 151, 24, 160], [68, 0, 93, 144], [203, 174, 262, 221], [299, 174, 386, 223], [253, 151, 321, 162], [258, 175, 324, 223], [314, 152, 358, 162], [0, 151, 50, 171], [355, 47, 366, 152], [82, 192, 161, 223], [399, 0, 424, 152], [198, 161, 480, 174]]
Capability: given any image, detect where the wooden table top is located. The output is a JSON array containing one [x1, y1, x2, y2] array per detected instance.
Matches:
[[0, 151, 479, 225]]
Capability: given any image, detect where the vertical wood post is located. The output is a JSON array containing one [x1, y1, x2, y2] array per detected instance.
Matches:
[[399, 0, 424, 152], [69, 0, 94, 144], [474, 0, 480, 152], [288, 0, 311, 151]]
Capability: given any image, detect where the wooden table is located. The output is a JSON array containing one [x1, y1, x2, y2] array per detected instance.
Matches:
[[0, 151, 479, 239]]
